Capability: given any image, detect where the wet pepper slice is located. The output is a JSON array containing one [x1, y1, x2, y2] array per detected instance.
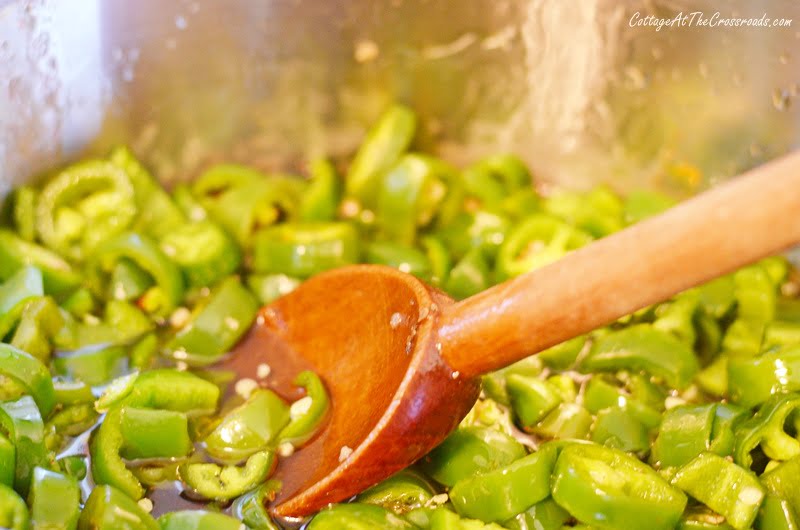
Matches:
[[36, 160, 137, 261], [278, 371, 331, 447], [419, 426, 526, 487], [308, 503, 416, 530], [77, 484, 159, 530], [672, 452, 765, 530], [550, 443, 687, 530], [0, 483, 28, 530], [449, 444, 557, 522], [204, 389, 289, 461], [581, 324, 699, 389], [733, 393, 800, 469], [158, 510, 244, 530], [179, 450, 275, 501], [27, 466, 81, 530]]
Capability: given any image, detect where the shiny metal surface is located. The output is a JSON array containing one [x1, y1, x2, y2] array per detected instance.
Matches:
[[1, 0, 799, 195]]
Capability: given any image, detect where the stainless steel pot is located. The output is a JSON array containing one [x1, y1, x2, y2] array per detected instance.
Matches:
[[1, 0, 798, 196]]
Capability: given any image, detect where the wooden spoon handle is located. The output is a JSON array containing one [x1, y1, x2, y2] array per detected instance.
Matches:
[[438, 151, 800, 379]]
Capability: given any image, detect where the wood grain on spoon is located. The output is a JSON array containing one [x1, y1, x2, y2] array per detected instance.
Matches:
[[220, 150, 800, 519]]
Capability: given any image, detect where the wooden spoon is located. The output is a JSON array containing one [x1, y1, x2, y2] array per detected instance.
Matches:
[[220, 151, 800, 520]]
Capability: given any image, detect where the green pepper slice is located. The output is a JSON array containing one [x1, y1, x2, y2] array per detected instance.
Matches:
[[377, 154, 452, 244], [672, 452, 765, 530], [278, 371, 330, 447], [345, 105, 417, 208], [551, 443, 687, 530], [504, 498, 571, 530], [253, 222, 360, 278], [419, 426, 526, 487], [90, 406, 145, 500], [0, 433, 15, 488], [27, 466, 80, 530], [124, 369, 220, 414], [581, 324, 699, 389], [204, 389, 289, 462], [496, 214, 592, 280], [160, 221, 241, 288], [0, 344, 56, 417], [299, 159, 341, 222], [462, 154, 530, 206], [109, 146, 186, 241], [77, 484, 159, 530], [445, 247, 491, 300], [0, 483, 28, 530], [167, 276, 258, 363], [10, 296, 63, 362], [449, 444, 557, 522], [36, 160, 137, 260], [89, 231, 184, 316], [10, 186, 37, 241], [0, 265, 44, 337], [0, 230, 80, 298], [651, 404, 716, 469], [308, 502, 416, 530], [756, 494, 799, 530], [246, 274, 301, 305], [591, 406, 650, 452], [119, 407, 192, 460], [231, 479, 282, 529], [761, 456, 800, 517], [734, 393, 800, 469], [366, 241, 432, 281], [179, 450, 274, 501], [0, 396, 48, 496], [506, 374, 563, 428], [158, 510, 244, 530], [728, 346, 800, 407]]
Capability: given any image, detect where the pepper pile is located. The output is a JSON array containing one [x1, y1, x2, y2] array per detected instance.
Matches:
[[0, 106, 798, 529]]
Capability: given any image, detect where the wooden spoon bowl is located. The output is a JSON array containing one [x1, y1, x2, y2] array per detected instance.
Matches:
[[219, 265, 480, 519]]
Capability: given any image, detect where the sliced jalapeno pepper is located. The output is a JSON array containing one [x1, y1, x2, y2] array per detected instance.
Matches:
[[728, 346, 800, 407], [179, 450, 274, 501], [672, 452, 764, 530], [0, 396, 48, 496], [0, 344, 56, 417], [651, 404, 716, 469], [506, 374, 563, 428], [761, 456, 800, 517], [0, 230, 80, 298], [0, 483, 28, 530], [366, 241, 432, 281], [377, 154, 452, 244], [581, 324, 699, 389], [167, 276, 258, 363], [445, 247, 490, 300], [278, 371, 330, 447], [299, 159, 341, 222], [89, 231, 184, 317], [419, 426, 526, 487], [36, 160, 137, 260], [356, 471, 435, 515], [591, 406, 650, 452], [119, 407, 192, 460], [0, 433, 15, 488], [449, 444, 557, 522], [733, 393, 800, 469], [123, 369, 220, 414], [160, 221, 241, 289], [27, 466, 80, 530], [495, 214, 592, 280], [252, 222, 360, 278], [90, 406, 145, 500], [109, 146, 186, 241], [308, 502, 416, 530], [204, 389, 289, 462], [345, 105, 417, 208], [246, 274, 301, 305], [158, 510, 244, 530], [551, 443, 687, 530], [231, 479, 282, 529], [77, 484, 159, 530]]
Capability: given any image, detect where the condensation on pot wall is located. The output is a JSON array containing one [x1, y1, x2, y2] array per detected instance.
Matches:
[[0, 0, 798, 196]]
